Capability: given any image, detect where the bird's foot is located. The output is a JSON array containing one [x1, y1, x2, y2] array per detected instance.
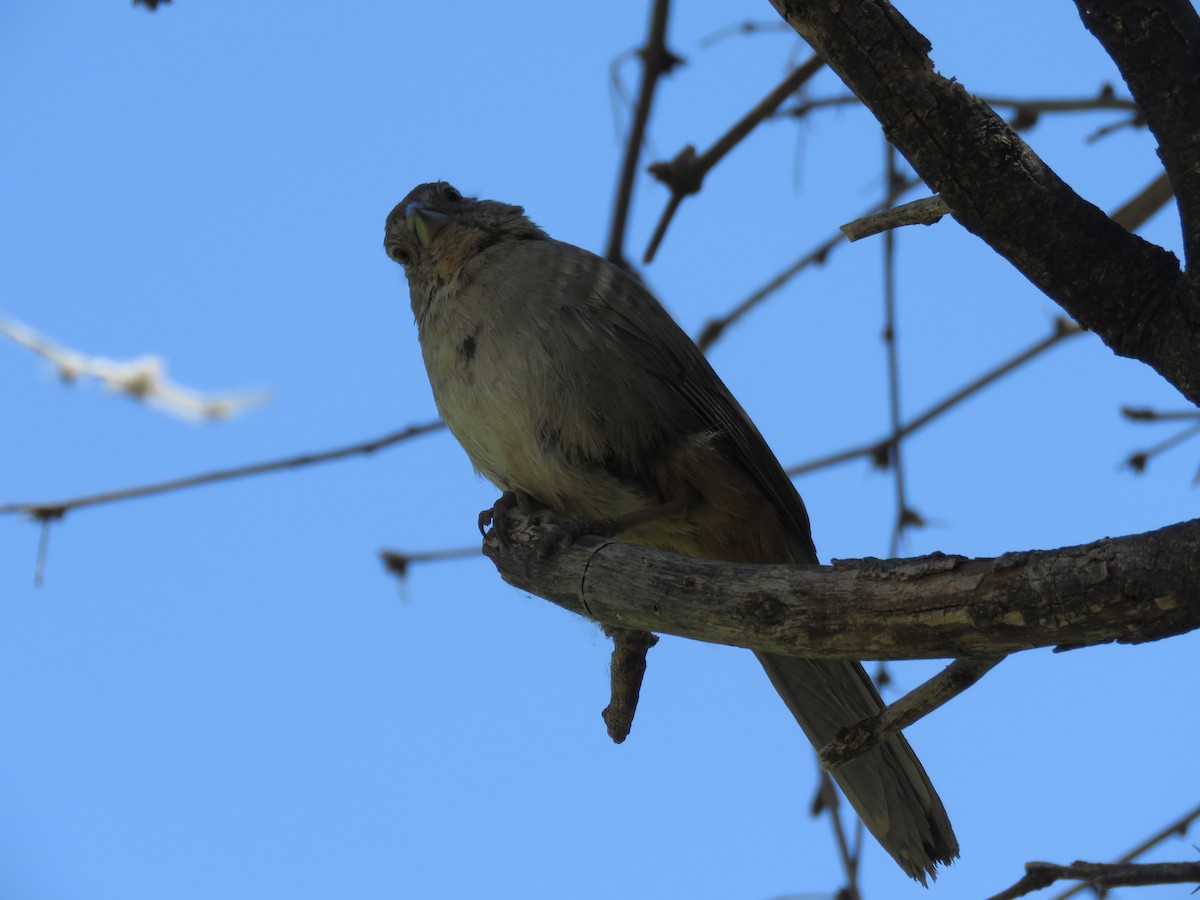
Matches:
[[529, 514, 623, 560], [481, 491, 622, 558], [479, 490, 540, 544]]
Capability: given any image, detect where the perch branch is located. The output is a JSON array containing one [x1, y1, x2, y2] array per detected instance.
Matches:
[[482, 509, 1200, 660]]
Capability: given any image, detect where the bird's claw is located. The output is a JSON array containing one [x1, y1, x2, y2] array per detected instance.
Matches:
[[533, 515, 621, 559], [482, 491, 621, 558]]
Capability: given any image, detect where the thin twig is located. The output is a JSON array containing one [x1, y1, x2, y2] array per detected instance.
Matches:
[[1121, 406, 1200, 422], [819, 656, 1005, 769], [882, 144, 911, 557], [0, 420, 445, 519], [643, 54, 825, 263], [841, 195, 950, 241], [698, 19, 790, 48], [814, 771, 861, 900], [694, 177, 922, 351], [787, 318, 1083, 478], [990, 860, 1200, 900], [379, 545, 480, 579], [1049, 803, 1200, 900], [606, 0, 680, 268], [1122, 420, 1200, 474], [782, 166, 1168, 479], [841, 164, 1169, 246], [779, 87, 1138, 125]]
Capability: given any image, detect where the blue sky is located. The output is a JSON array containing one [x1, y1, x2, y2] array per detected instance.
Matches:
[[1, 2, 1197, 899]]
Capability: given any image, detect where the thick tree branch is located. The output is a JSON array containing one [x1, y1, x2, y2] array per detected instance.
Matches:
[[768, 0, 1200, 406], [1074, 1, 1200, 274], [482, 510, 1200, 660]]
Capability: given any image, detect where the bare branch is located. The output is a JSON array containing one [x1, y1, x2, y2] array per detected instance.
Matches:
[[1122, 420, 1200, 474], [0, 315, 269, 421], [779, 86, 1140, 126], [1051, 803, 1200, 899], [841, 195, 949, 241], [769, 0, 1200, 406], [819, 655, 1004, 768], [694, 177, 922, 351], [787, 318, 1083, 477], [0, 420, 445, 520], [881, 143, 911, 557], [600, 626, 658, 743], [1075, 1, 1200, 274], [844, 164, 1171, 253], [813, 771, 862, 898], [642, 54, 825, 262], [1121, 406, 1200, 422], [989, 860, 1200, 900], [699, 19, 791, 48], [379, 545, 479, 579], [482, 508, 1200, 660], [605, 0, 682, 268]]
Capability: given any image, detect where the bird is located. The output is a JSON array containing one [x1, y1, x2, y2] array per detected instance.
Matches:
[[384, 181, 958, 882]]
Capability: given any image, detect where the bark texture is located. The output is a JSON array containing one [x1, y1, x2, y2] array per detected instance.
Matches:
[[483, 512, 1200, 660], [769, 0, 1200, 406]]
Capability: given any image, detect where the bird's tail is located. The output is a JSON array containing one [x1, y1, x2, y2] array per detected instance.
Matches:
[[756, 652, 958, 884]]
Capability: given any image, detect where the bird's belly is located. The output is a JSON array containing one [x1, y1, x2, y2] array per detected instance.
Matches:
[[420, 315, 656, 520]]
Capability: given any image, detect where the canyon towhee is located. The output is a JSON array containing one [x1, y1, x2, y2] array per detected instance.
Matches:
[[384, 182, 958, 882]]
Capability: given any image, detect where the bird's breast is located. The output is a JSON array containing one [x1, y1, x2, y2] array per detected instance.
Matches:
[[416, 284, 654, 520]]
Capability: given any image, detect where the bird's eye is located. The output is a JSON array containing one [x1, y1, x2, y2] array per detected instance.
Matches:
[[387, 243, 411, 265], [442, 185, 462, 202]]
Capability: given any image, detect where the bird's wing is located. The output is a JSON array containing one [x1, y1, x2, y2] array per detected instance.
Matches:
[[550, 240, 818, 563]]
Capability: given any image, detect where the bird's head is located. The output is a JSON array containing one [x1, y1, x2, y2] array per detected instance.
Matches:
[[384, 182, 546, 317]]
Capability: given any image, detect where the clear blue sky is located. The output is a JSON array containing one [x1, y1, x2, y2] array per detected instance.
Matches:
[[1, 2, 1197, 899]]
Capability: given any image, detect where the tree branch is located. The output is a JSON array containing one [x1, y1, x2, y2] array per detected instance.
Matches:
[[482, 510, 1200, 660], [605, 0, 681, 268], [768, 0, 1200, 406], [818, 655, 1004, 768], [1074, 0, 1200, 274], [989, 860, 1200, 900], [841, 195, 949, 241], [600, 626, 658, 743], [643, 54, 825, 262], [1050, 802, 1200, 899], [787, 318, 1083, 477], [0, 420, 444, 520]]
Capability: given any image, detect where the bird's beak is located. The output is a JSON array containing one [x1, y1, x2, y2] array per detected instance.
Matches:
[[405, 202, 450, 249]]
